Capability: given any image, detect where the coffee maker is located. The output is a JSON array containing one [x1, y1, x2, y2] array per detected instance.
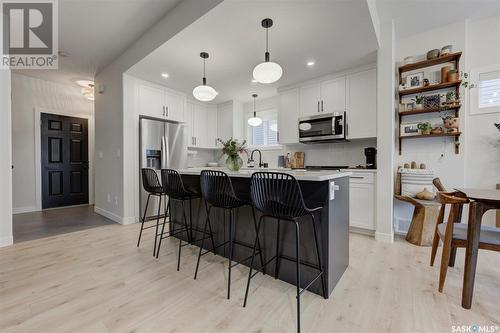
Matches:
[[364, 147, 377, 169]]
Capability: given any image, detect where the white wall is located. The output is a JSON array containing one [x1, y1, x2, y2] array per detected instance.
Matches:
[[375, 20, 396, 243], [240, 95, 377, 168], [394, 16, 500, 229], [0, 69, 13, 247], [465, 15, 500, 225], [11, 74, 94, 213], [95, 0, 222, 224]]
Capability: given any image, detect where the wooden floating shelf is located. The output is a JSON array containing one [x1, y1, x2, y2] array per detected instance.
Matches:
[[400, 132, 461, 140], [399, 105, 461, 116], [399, 81, 461, 96], [399, 52, 462, 73]]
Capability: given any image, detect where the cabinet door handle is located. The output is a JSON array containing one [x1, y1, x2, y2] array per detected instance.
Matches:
[[317, 101, 320, 112], [321, 100, 324, 112], [162, 106, 165, 116], [350, 176, 365, 179]]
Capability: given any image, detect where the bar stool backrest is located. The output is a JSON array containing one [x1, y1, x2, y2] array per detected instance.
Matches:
[[142, 168, 162, 194], [200, 170, 239, 208], [250, 172, 307, 219], [161, 169, 189, 200]]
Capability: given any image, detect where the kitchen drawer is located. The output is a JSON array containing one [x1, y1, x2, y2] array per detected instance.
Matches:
[[348, 172, 374, 184]]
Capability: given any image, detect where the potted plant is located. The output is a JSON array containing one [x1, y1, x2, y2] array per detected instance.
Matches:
[[217, 138, 247, 171], [417, 122, 432, 135], [412, 95, 424, 109], [441, 114, 460, 132], [447, 69, 459, 82]]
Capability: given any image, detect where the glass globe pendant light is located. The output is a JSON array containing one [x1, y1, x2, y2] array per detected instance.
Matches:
[[193, 52, 218, 102], [248, 94, 262, 127], [253, 18, 283, 84]]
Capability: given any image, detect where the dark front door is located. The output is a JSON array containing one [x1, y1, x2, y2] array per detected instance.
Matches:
[[41, 113, 89, 209]]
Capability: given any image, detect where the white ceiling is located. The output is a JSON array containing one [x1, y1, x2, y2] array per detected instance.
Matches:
[[127, 0, 379, 103], [377, 0, 500, 39], [16, 0, 181, 86]]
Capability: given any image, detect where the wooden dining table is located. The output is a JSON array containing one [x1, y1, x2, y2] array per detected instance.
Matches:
[[456, 188, 500, 309]]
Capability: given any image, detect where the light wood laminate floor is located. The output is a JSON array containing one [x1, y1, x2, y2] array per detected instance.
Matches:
[[0, 223, 498, 333]]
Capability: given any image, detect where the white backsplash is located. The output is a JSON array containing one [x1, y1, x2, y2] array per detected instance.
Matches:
[[191, 139, 377, 169]]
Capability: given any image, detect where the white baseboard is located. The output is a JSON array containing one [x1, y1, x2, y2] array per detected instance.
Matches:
[[13, 206, 39, 214], [0, 235, 13, 247], [94, 206, 137, 225], [375, 231, 394, 243], [349, 226, 375, 237]]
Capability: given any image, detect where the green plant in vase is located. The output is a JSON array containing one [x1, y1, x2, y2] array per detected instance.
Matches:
[[417, 122, 432, 135], [217, 138, 247, 171], [412, 95, 424, 109]]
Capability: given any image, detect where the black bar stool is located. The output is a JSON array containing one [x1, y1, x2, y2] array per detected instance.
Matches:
[[243, 172, 327, 333], [154, 169, 200, 270], [137, 168, 166, 256], [194, 170, 265, 300]]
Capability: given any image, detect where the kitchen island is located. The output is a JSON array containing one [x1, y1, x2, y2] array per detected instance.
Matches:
[[170, 167, 351, 297]]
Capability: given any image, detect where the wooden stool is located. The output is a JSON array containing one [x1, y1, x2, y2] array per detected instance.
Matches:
[[395, 177, 446, 246]]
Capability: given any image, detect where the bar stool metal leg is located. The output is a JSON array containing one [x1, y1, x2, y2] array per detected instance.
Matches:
[[274, 218, 281, 279], [137, 194, 151, 247], [251, 206, 266, 275], [311, 213, 327, 299], [155, 198, 170, 258], [243, 215, 264, 307], [295, 221, 301, 333], [227, 209, 234, 299], [153, 196, 162, 256]]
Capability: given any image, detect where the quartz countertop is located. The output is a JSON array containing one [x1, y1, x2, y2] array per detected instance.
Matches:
[[178, 167, 352, 182]]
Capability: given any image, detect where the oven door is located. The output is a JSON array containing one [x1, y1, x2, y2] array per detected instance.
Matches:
[[299, 112, 345, 142]]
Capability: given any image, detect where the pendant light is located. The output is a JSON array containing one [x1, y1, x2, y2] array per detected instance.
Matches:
[[193, 52, 218, 101], [253, 18, 283, 84], [248, 94, 262, 127]]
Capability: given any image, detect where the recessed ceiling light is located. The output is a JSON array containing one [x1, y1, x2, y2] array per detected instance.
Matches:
[[161, 73, 169, 79], [251, 79, 257, 83], [58, 50, 70, 57], [307, 61, 315, 67], [76, 79, 94, 88]]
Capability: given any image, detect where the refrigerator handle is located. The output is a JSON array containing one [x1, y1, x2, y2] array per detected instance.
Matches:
[[161, 135, 167, 169]]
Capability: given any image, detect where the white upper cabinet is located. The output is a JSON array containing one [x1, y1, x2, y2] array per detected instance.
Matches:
[[298, 77, 346, 117], [164, 89, 185, 122], [138, 83, 165, 118], [186, 100, 217, 148], [348, 68, 376, 139], [321, 76, 346, 114], [278, 88, 299, 144], [299, 83, 321, 117], [137, 80, 186, 122]]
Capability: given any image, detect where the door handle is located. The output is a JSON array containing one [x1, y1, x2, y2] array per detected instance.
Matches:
[[162, 106, 165, 116], [317, 101, 320, 112], [165, 106, 169, 117], [321, 100, 324, 112]]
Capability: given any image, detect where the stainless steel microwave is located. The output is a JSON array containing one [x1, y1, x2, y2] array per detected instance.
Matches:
[[298, 112, 346, 143]]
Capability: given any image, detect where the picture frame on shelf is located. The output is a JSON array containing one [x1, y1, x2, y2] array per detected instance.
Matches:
[[405, 102, 416, 110], [400, 123, 421, 137], [406, 72, 424, 88]]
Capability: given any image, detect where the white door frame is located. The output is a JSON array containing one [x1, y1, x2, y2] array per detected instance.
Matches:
[[34, 107, 95, 210]]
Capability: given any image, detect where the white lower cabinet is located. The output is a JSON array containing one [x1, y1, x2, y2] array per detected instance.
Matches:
[[347, 172, 375, 230]]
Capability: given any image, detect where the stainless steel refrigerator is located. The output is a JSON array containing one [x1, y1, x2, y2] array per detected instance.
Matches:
[[139, 116, 187, 219]]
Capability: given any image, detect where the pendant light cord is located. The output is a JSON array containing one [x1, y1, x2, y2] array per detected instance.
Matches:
[[253, 96, 257, 117], [265, 26, 270, 62], [202, 58, 207, 85]]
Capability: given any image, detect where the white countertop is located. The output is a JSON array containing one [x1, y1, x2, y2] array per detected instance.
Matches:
[[178, 167, 352, 182], [341, 169, 377, 173]]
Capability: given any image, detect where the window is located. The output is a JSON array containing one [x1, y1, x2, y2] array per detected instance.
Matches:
[[247, 109, 279, 147], [470, 65, 500, 115], [478, 69, 500, 109]]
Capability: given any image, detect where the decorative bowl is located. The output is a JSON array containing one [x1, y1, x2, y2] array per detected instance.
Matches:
[[426, 49, 440, 60], [441, 45, 453, 55]]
